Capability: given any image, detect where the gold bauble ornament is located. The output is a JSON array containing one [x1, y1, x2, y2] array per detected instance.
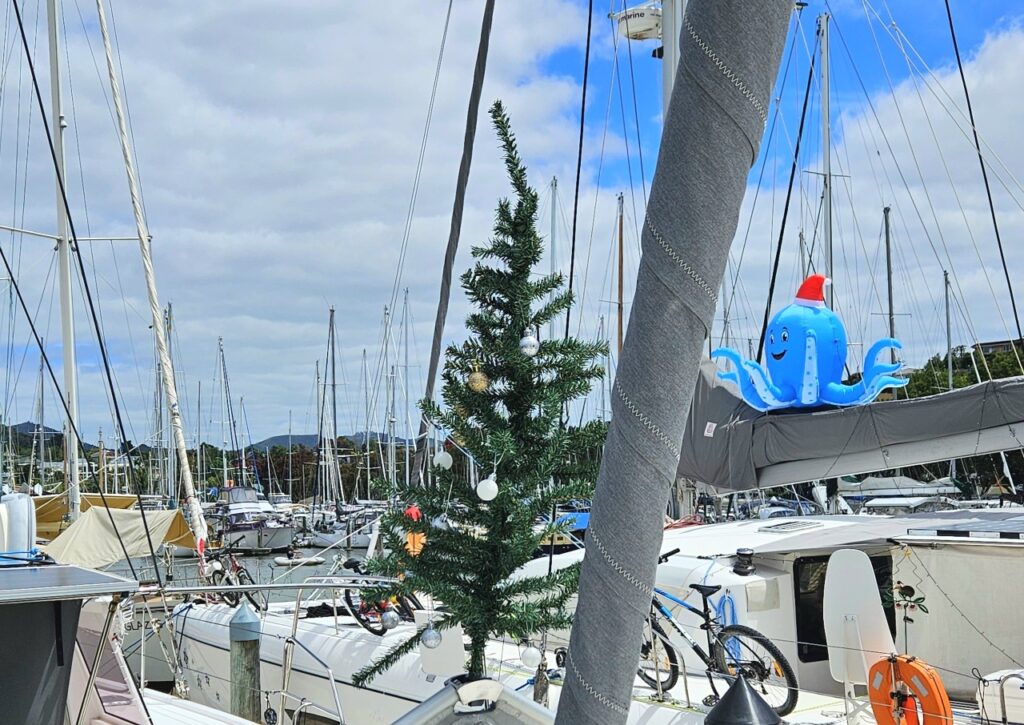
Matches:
[[467, 363, 489, 393]]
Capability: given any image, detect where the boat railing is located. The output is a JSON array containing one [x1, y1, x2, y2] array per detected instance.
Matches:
[[158, 574, 397, 597], [279, 575, 398, 725], [277, 636, 346, 723], [998, 671, 1024, 725]]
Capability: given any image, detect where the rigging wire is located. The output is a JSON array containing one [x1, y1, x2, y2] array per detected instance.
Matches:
[[385, 0, 453, 319], [619, 0, 648, 207], [414, 0, 494, 482], [943, 0, 1023, 348], [756, 46, 816, 363], [722, 8, 803, 345], [882, 14, 1024, 376], [563, 0, 595, 341], [11, 0, 162, 582]]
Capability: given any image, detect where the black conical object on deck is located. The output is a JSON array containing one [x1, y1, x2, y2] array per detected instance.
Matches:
[[705, 676, 783, 725]]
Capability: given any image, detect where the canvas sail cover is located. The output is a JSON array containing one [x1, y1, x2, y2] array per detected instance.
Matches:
[[34, 493, 140, 540], [679, 360, 1024, 490], [42, 507, 196, 569]]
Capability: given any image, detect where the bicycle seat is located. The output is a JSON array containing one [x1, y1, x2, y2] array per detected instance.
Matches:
[[342, 557, 362, 571], [689, 583, 721, 598]]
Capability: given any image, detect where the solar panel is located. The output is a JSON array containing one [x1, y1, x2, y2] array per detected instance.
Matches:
[[905, 515, 1024, 540], [0, 565, 138, 605]]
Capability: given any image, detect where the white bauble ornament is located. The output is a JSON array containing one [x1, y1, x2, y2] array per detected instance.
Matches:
[[381, 609, 400, 630], [519, 334, 540, 358], [476, 475, 498, 502], [432, 449, 453, 471], [521, 645, 543, 669], [421, 623, 442, 649]]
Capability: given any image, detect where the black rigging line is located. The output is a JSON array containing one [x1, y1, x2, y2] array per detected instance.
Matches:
[[620, 0, 647, 205], [563, 0, 594, 341], [943, 0, 1023, 347], [12, 0, 162, 583], [0, 254, 137, 576], [757, 48, 817, 363]]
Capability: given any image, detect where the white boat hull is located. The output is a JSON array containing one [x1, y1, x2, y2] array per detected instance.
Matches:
[[221, 525, 295, 553]]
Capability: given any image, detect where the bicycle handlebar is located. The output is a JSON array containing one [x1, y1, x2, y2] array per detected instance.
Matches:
[[658, 548, 680, 564]]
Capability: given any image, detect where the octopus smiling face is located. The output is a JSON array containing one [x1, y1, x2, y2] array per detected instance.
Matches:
[[764, 301, 848, 400]]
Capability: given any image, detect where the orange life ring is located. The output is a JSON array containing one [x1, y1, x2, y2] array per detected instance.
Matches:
[[868, 654, 952, 725]]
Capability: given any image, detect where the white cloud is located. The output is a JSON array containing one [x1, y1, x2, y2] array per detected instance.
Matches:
[[1, 0, 630, 445]]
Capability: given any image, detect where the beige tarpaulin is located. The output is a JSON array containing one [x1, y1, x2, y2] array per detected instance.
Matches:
[[42, 506, 197, 569], [34, 493, 140, 541]]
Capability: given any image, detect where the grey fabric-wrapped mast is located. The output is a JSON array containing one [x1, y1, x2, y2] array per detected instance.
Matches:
[[555, 2, 791, 722]]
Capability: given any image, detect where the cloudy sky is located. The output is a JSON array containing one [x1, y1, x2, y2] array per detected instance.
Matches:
[[1, 0, 1022, 449]]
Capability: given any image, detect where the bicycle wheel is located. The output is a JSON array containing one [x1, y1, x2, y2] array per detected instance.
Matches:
[[637, 616, 679, 692], [344, 589, 386, 636], [236, 568, 265, 611], [712, 624, 798, 716], [211, 569, 240, 607]]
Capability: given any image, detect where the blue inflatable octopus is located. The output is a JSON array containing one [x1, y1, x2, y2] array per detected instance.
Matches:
[[711, 274, 908, 411]]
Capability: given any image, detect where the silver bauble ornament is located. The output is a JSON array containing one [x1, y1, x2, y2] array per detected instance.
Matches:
[[519, 334, 540, 357], [421, 623, 442, 649], [381, 608, 401, 630]]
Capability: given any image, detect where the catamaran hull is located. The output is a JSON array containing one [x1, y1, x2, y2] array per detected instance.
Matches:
[[172, 603, 446, 724]]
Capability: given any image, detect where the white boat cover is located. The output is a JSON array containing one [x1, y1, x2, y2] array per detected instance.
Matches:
[[679, 361, 1024, 490], [42, 507, 196, 569]]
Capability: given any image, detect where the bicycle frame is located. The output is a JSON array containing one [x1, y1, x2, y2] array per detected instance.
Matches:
[[651, 587, 717, 671]]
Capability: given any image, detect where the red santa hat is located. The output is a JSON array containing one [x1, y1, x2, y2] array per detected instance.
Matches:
[[794, 274, 830, 307]]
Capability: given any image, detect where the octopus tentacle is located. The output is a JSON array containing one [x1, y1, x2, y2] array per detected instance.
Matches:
[[741, 360, 794, 410], [711, 348, 794, 410], [821, 380, 867, 406], [862, 338, 903, 381]]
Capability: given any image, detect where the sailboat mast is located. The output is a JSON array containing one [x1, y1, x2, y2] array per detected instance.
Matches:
[[820, 12, 833, 309], [945, 270, 956, 480], [196, 380, 202, 494], [46, 0, 80, 519], [617, 192, 624, 355], [403, 289, 410, 489], [549, 176, 557, 340], [884, 206, 895, 365], [315, 359, 323, 505], [37, 352, 45, 488], [660, 0, 683, 119], [287, 410, 293, 502], [362, 349, 370, 498], [94, 0, 207, 549], [329, 307, 339, 502]]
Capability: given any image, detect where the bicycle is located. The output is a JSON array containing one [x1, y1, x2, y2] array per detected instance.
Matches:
[[207, 539, 264, 610], [637, 547, 798, 716], [340, 557, 423, 636]]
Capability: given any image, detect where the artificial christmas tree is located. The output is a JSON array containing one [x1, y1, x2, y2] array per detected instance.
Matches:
[[353, 100, 607, 686]]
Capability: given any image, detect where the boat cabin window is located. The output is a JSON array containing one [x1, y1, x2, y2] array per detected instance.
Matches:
[[793, 554, 895, 663]]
